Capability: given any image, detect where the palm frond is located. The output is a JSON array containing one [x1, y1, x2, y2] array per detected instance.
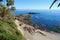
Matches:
[[58, 3, 60, 7], [49, 0, 57, 9]]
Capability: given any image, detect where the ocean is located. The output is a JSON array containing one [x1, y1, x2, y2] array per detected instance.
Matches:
[[13, 10, 60, 32]]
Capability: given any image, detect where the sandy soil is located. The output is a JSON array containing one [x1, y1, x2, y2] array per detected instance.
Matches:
[[15, 19, 60, 40]]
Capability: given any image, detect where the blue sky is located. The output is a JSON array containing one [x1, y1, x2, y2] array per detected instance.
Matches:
[[14, 0, 60, 10]]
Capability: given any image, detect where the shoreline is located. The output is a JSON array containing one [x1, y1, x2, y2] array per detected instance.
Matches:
[[14, 14, 60, 40], [15, 14, 60, 33]]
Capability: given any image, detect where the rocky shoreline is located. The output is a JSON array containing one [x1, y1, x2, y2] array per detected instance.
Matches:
[[14, 14, 60, 40], [15, 14, 54, 33]]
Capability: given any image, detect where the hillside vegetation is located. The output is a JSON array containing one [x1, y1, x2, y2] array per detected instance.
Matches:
[[0, 0, 23, 40], [0, 21, 23, 40]]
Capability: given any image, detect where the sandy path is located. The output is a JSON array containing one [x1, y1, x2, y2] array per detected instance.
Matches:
[[15, 20, 25, 36], [15, 20, 33, 40], [15, 19, 60, 40]]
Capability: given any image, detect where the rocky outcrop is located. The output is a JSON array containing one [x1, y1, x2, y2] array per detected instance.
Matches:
[[15, 14, 51, 32]]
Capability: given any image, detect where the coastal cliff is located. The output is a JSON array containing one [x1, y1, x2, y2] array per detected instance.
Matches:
[[14, 14, 60, 40]]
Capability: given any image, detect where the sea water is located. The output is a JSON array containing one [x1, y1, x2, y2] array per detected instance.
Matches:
[[13, 10, 60, 32]]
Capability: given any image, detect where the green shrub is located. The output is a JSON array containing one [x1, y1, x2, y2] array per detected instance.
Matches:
[[0, 21, 23, 40]]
